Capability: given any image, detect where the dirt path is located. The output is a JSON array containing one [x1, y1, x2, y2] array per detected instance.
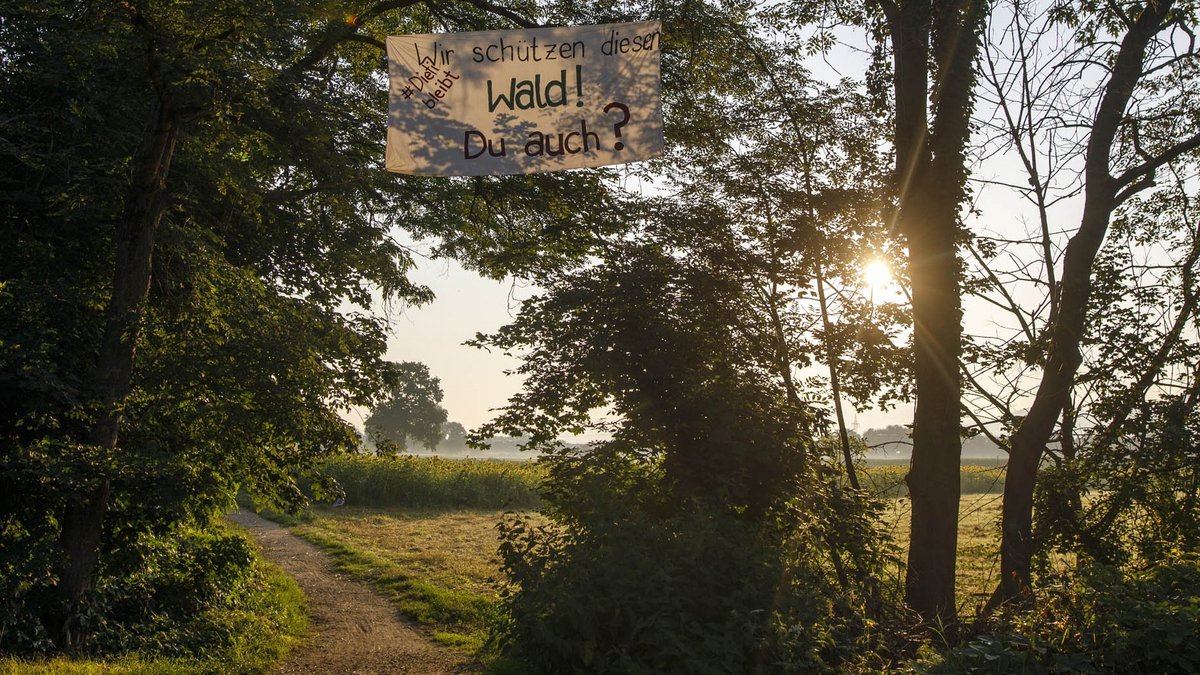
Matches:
[[228, 510, 472, 675]]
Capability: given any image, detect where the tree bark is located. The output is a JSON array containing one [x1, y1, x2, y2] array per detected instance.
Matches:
[[903, 189, 965, 628], [882, 0, 985, 629], [989, 0, 1175, 611], [50, 97, 179, 648]]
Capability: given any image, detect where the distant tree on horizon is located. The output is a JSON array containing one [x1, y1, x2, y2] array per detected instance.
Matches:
[[366, 362, 449, 452], [440, 421, 469, 450]]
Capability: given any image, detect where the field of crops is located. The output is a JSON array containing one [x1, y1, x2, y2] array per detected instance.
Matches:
[[860, 462, 1006, 497], [319, 453, 1007, 510], [321, 454, 543, 510]]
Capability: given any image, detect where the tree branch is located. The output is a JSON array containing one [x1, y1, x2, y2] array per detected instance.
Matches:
[[345, 33, 387, 51], [1113, 131, 1200, 203], [966, 238, 1038, 344], [460, 0, 540, 28]]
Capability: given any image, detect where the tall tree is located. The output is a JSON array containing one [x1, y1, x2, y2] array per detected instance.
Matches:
[[471, 15, 902, 503], [0, 0, 611, 648], [981, 0, 1200, 608], [872, 0, 989, 626]]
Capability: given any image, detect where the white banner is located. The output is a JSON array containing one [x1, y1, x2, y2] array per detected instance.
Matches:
[[386, 21, 663, 176]]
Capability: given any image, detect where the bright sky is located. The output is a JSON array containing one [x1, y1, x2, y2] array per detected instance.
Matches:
[[342, 251, 533, 433], [348, 242, 914, 437]]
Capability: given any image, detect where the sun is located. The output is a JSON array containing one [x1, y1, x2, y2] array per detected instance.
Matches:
[[863, 259, 892, 294]]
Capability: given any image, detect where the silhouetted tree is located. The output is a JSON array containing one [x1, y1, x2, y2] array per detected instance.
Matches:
[[366, 362, 449, 452]]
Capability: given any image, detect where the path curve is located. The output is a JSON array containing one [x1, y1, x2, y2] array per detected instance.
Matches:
[[228, 509, 470, 675]]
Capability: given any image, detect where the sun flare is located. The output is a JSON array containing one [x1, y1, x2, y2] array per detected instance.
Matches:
[[863, 259, 892, 294]]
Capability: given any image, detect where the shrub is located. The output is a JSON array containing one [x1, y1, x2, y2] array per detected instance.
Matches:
[[929, 553, 1200, 673], [494, 447, 891, 674], [1, 523, 305, 670], [87, 528, 259, 656]]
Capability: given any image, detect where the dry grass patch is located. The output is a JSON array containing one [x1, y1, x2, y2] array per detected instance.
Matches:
[[300, 497, 1007, 617], [272, 504, 545, 659], [296, 506, 524, 598]]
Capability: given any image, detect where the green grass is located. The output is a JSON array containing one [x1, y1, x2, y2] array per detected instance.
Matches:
[[220, 560, 309, 671], [249, 456, 1014, 668], [244, 454, 550, 663], [284, 456, 1011, 625], [264, 499, 1008, 656], [0, 555, 307, 675], [9, 458, 1013, 674], [322, 454, 543, 510], [0, 657, 199, 674]]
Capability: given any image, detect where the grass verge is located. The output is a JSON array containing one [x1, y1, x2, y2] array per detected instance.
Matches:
[[259, 496, 1009, 648], [255, 456, 1014, 670]]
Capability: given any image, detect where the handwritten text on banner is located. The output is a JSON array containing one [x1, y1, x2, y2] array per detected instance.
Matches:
[[386, 21, 663, 176]]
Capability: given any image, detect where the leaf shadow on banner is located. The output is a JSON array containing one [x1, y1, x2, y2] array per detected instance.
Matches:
[[387, 22, 663, 176]]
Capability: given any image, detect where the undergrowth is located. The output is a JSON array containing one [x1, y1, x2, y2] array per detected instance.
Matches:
[[925, 552, 1200, 673], [0, 525, 306, 674]]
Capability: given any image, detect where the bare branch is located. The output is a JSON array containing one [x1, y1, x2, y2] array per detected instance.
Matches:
[[966, 238, 1038, 343], [345, 34, 386, 51], [1113, 132, 1200, 204]]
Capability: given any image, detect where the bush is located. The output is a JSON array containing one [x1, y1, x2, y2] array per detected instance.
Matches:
[[494, 447, 891, 674], [87, 528, 258, 656], [1, 523, 306, 670], [929, 553, 1200, 674]]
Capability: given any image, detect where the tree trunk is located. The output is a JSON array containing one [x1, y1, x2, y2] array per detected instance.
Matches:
[[990, 203, 1111, 606], [50, 97, 179, 649], [884, 0, 985, 629], [988, 0, 1173, 611], [903, 179, 965, 628], [815, 265, 861, 490]]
